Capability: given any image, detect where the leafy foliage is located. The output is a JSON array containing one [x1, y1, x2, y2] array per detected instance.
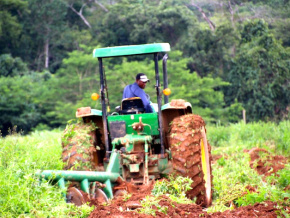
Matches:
[[207, 120, 290, 212], [97, 0, 196, 47], [0, 0, 28, 54], [152, 176, 193, 204], [0, 54, 28, 77], [0, 0, 289, 133], [224, 20, 290, 121], [0, 130, 94, 217], [0, 72, 51, 135], [207, 120, 290, 155], [138, 195, 168, 216]]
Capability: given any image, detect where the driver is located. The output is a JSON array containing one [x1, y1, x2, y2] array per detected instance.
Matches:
[[123, 73, 153, 113]]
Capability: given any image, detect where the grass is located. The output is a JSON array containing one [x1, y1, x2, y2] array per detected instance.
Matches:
[[206, 120, 290, 212], [0, 129, 94, 217], [0, 120, 289, 216], [207, 120, 290, 156]]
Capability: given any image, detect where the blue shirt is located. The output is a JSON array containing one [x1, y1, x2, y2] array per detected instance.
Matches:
[[123, 82, 153, 113]]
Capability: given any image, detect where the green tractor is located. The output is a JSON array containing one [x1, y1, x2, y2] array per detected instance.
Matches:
[[38, 43, 213, 207]]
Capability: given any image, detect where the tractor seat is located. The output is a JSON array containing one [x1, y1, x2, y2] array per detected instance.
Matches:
[[120, 97, 145, 115]]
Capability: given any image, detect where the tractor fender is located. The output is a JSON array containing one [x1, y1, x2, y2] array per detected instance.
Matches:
[[161, 99, 192, 149], [76, 107, 102, 118], [75, 107, 105, 152]]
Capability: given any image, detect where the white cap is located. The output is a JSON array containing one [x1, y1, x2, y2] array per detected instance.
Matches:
[[140, 75, 149, 82]]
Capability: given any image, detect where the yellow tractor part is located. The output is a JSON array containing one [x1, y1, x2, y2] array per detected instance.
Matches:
[[201, 126, 212, 206]]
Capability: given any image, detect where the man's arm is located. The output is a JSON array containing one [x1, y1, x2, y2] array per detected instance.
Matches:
[[123, 85, 128, 99], [134, 87, 153, 113]]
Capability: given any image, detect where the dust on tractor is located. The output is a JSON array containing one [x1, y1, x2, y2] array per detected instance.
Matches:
[[37, 43, 213, 207]]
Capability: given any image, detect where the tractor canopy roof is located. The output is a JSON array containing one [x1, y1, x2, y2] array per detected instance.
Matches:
[[93, 43, 170, 58]]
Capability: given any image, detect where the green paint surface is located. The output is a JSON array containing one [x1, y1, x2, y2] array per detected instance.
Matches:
[[108, 113, 160, 136], [93, 43, 170, 58]]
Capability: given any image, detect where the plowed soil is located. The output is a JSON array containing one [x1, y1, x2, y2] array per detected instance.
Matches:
[[88, 188, 286, 217], [245, 147, 288, 177], [87, 147, 289, 217]]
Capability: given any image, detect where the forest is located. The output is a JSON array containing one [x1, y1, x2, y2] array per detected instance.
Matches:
[[0, 0, 289, 135]]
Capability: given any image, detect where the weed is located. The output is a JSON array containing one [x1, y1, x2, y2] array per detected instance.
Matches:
[[217, 157, 226, 166], [138, 195, 168, 216], [207, 120, 290, 213], [152, 175, 193, 204], [122, 193, 132, 201]]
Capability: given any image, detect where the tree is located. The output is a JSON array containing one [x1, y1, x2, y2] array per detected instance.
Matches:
[[178, 23, 238, 78], [0, 72, 51, 135], [0, 0, 28, 54], [21, 0, 68, 72], [225, 19, 290, 121], [46, 44, 100, 124], [0, 54, 28, 77], [96, 0, 196, 47]]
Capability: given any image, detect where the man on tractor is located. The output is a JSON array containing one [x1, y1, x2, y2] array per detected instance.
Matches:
[[123, 73, 153, 113]]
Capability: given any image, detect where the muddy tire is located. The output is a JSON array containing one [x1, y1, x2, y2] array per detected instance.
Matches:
[[169, 114, 212, 207], [61, 121, 104, 171]]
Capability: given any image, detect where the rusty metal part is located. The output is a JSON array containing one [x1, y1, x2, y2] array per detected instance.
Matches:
[[76, 107, 92, 117], [131, 117, 145, 132], [170, 99, 186, 107], [66, 187, 86, 206], [93, 181, 106, 189]]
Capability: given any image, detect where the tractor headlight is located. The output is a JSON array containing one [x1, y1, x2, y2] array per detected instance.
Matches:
[[162, 88, 171, 96], [91, 93, 100, 101]]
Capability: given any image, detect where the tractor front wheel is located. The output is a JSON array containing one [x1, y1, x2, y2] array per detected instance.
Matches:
[[169, 114, 212, 207]]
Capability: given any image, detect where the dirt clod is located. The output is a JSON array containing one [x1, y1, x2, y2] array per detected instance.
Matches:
[[245, 147, 287, 177]]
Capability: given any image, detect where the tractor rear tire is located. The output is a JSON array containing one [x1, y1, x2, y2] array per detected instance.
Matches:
[[61, 121, 104, 171], [169, 114, 212, 207]]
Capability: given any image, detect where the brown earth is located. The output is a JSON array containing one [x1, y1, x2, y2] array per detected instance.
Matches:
[[87, 132, 290, 217], [88, 185, 287, 217], [245, 147, 288, 177], [88, 160, 289, 218], [87, 146, 290, 217]]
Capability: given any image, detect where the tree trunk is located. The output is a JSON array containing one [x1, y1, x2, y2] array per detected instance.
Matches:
[[228, 0, 235, 28], [44, 38, 49, 69], [69, 4, 92, 29], [189, 1, 215, 31], [94, 0, 109, 12]]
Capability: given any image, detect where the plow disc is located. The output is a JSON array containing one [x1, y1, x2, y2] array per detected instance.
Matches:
[[66, 187, 86, 206], [66, 186, 108, 206], [36, 151, 121, 205], [93, 188, 108, 203]]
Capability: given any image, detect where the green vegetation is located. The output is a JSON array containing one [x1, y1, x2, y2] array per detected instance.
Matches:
[[207, 120, 290, 212], [207, 120, 290, 155], [1, 121, 288, 216], [137, 195, 169, 216], [138, 176, 193, 216], [0, 130, 94, 217], [152, 176, 193, 204], [1, 0, 289, 135]]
